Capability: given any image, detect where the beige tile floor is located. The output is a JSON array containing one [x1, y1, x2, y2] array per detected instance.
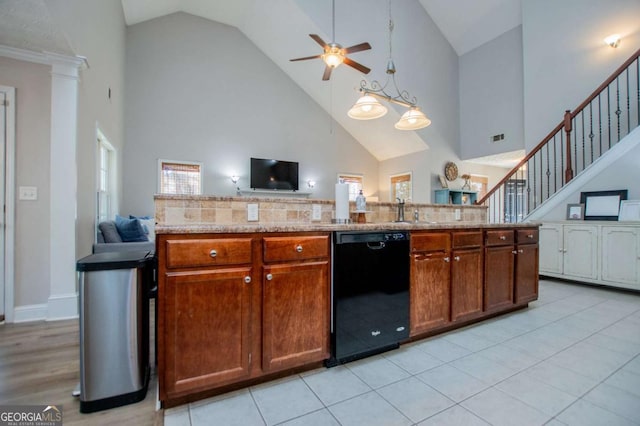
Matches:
[[165, 279, 640, 426]]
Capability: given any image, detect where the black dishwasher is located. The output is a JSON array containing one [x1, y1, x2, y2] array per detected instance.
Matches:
[[327, 231, 410, 366]]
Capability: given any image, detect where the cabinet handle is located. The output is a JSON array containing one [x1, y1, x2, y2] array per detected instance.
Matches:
[[209, 249, 217, 258], [266, 273, 273, 281], [296, 245, 303, 253], [527, 234, 534, 239], [558, 248, 563, 253], [564, 249, 568, 253], [454, 256, 460, 261], [244, 276, 251, 284], [444, 257, 450, 263], [500, 235, 507, 240], [512, 250, 518, 254], [518, 249, 524, 253]]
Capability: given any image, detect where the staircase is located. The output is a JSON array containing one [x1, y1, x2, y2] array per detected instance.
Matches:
[[478, 47, 640, 223]]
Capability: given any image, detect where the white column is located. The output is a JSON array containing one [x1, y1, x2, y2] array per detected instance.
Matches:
[[47, 53, 85, 320]]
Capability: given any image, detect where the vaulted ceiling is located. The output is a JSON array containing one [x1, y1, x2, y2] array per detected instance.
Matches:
[[0, 0, 521, 161]]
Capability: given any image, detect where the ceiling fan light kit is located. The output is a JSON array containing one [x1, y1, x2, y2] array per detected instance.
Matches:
[[289, 1, 371, 81], [348, 0, 432, 131]]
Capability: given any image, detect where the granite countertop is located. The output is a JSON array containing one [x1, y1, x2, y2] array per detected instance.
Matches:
[[156, 221, 540, 234]]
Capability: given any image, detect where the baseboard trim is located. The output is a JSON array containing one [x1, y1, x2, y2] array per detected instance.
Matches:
[[47, 293, 79, 321], [13, 304, 47, 323]]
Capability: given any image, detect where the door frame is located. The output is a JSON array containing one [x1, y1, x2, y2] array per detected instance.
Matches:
[[0, 85, 16, 322]]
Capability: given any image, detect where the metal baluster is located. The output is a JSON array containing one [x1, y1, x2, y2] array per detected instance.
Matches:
[[589, 102, 594, 164], [616, 76, 621, 142], [626, 68, 630, 134], [607, 85, 611, 149], [545, 143, 550, 203], [573, 116, 578, 178], [553, 134, 557, 193], [560, 131, 565, 186]]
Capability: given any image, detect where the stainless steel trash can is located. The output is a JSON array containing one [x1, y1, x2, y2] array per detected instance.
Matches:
[[76, 250, 155, 413]]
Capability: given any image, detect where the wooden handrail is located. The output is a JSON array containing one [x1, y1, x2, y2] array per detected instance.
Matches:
[[477, 47, 640, 207]]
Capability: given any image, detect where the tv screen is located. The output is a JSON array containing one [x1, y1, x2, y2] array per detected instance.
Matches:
[[250, 158, 299, 191]]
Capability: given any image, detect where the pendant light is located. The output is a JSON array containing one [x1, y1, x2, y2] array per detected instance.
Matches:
[[347, 0, 431, 131]]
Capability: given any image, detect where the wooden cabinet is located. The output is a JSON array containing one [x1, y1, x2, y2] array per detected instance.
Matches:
[[539, 223, 639, 290], [163, 268, 252, 396], [410, 232, 451, 335], [158, 232, 330, 404], [451, 232, 483, 322], [410, 231, 483, 336], [601, 226, 639, 288], [484, 230, 515, 313], [159, 236, 254, 400], [262, 236, 330, 373], [514, 229, 539, 304]]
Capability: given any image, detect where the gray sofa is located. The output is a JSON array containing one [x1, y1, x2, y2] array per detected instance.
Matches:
[[93, 218, 155, 254]]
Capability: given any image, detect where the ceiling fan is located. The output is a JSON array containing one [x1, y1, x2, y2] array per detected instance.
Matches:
[[290, 0, 371, 81]]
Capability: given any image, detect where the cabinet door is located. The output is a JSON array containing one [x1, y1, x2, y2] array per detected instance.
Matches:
[[262, 261, 329, 373], [539, 225, 562, 274], [163, 268, 252, 397], [563, 225, 599, 280], [602, 226, 640, 287], [515, 244, 539, 304], [484, 245, 515, 313], [451, 248, 483, 322], [410, 252, 451, 336]]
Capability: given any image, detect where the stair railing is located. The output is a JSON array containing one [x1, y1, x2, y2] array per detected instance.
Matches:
[[478, 47, 640, 223]]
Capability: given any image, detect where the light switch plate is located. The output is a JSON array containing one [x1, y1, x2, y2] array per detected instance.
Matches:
[[19, 186, 38, 200], [454, 209, 461, 221], [247, 203, 259, 221], [312, 204, 322, 221]]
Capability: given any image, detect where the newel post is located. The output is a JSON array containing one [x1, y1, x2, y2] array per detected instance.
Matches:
[[564, 110, 574, 183]]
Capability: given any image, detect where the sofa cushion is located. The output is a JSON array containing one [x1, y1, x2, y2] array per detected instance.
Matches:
[[99, 220, 123, 243], [130, 215, 155, 241], [115, 215, 149, 242]]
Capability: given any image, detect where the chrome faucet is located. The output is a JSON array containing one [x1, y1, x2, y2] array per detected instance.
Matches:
[[396, 198, 405, 222]]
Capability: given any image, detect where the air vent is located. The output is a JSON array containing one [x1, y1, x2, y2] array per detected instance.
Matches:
[[491, 133, 505, 143]]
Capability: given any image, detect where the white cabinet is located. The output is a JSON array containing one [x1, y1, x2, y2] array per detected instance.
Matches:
[[601, 226, 640, 286], [539, 222, 640, 290]]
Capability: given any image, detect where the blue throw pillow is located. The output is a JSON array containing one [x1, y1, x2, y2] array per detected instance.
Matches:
[[115, 215, 149, 242]]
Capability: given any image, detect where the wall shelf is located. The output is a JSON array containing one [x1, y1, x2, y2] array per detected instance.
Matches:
[[434, 189, 477, 205]]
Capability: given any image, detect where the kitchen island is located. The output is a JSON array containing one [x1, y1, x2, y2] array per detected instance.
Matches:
[[154, 196, 539, 407]]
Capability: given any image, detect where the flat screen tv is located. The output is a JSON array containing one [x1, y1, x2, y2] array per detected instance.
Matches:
[[250, 157, 299, 191]]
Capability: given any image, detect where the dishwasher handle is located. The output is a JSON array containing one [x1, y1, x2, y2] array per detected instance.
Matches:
[[366, 241, 386, 250]]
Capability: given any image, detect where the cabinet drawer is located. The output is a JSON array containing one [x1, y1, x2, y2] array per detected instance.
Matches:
[[485, 230, 515, 246], [411, 232, 451, 252], [263, 236, 329, 262], [452, 231, 482, 248], [517, 229, 539, 244], [165, 238, 252, 268]]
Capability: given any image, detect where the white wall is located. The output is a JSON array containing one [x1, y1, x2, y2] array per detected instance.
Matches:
[[122, 12, 379, 214], [460, 26, 524, 160], [522, 0, 640, 151], [0, 57, 51, 307]]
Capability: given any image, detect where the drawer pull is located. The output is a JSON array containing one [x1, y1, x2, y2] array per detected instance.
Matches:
[[454, 256, 460, 261], [500, 235, 507, 240], [296, 245, 303, 253], [518, 249, 524, 253], [527, 234, 534, 239], [512, 250, 518, 254], [266, 273, 273, 281], [209, 249, 217, 258], [444, 257, 450, 263], [244, 276, 251, 284]]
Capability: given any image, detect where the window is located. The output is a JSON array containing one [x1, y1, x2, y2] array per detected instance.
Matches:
[[337, 174, 363, 201], [469, 174, 488, 200], [390, 172, 412, 202], [97, 130, 116, 224], [158, 160, 203, 195]]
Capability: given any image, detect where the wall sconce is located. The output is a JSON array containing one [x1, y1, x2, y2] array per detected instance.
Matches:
[[604, 34, 621, 48], [307, 180, 316, 189]]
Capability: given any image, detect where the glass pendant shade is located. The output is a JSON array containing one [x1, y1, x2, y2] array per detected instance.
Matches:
[[394, 107, 431, 130], [348, 95, 388, 120], [322, 46, 345, 68]]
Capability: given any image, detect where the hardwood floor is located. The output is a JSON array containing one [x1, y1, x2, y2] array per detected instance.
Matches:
[[0, 305, 162, 425]]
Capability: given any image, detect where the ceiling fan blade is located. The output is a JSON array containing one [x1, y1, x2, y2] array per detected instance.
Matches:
[[343, 57, 371, 75], [309, 34, 328, 48], [322, 65, 333, 81], [290, 54, 323, 62], [344, 42, 371, 54]]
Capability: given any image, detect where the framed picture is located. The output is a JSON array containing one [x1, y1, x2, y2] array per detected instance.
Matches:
[[438, 175, 448, 189], [566, 203, 584, 220], [618, 200, 640, 222], [580, 190, 628, 221]]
